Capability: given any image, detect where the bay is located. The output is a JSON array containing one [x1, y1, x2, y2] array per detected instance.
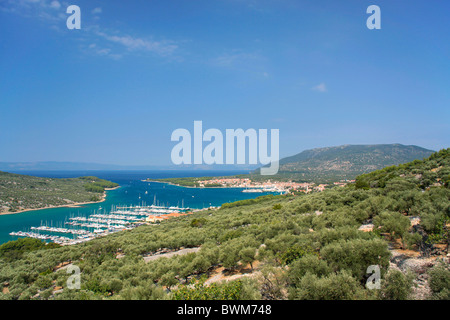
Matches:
[[0, 170, 275, 244]]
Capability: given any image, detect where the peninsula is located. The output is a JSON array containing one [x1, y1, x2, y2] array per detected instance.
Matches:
[[0, 172, 119, 214]]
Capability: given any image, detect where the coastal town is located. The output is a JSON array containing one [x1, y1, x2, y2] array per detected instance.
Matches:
[[195, 177, 354, 194]]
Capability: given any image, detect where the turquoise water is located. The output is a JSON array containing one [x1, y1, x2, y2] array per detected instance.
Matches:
[[0, 171, 275, 244]]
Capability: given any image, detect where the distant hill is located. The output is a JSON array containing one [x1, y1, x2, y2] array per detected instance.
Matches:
[[0, 161, 155, 171], [0, 171, 119, 213], [0, 161, 257, 172], [253, 144, 435, 182]]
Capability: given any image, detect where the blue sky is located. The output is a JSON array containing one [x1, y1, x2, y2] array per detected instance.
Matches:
[[0, 0, 449, 166]]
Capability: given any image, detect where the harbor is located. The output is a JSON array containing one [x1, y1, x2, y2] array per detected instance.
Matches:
[[9, 204, 197, 246]]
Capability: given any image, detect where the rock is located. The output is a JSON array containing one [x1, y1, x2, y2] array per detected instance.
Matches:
[[358, 224, 374, 232], [408, 216, 421, 226]]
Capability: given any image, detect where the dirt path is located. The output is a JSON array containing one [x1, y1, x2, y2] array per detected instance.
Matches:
[[143, 247, 200, 263]]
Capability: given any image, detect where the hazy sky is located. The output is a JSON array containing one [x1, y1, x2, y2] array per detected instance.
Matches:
[[1, 0, 449, 166]]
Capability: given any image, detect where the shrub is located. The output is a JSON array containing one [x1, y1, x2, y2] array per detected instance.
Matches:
[[320, 238, 391, 281], [172, 277, 245, 300], [272, 204, 282, 210], [279, 244, 316, 265], [373, 211, 410, 246], [290, 271, 365, 300], [239, 247, 257, 270], [190, 218, 207, 228], [428, 263, 450, 300], [379, 269, 415, 300], [288, 254, 332, 287]]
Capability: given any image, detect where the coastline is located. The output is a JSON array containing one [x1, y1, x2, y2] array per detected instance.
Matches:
[[0, 186, 120, 216], [147, 180, 227, 189], [147, 180, 286, 193], [146, 180, 201, 188]]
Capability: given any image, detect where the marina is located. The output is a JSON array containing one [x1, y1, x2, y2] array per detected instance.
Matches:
[[9, 204, 195, 245]]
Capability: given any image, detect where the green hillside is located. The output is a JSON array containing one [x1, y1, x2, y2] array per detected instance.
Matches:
[[0, 172, 119, 213], [0, 148, 448, 300], [253, 144, 434, 182], [355, 148, 450, 189]]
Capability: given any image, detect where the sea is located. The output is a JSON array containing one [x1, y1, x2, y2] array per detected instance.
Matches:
[[0, 170, 276, 245]]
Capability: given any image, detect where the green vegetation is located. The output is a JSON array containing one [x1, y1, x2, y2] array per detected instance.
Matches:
[[79, 176, 120, 193], [0, 149, 448, 300], [289, 270, 366, 300], [378, 269, 415, 300], [355, 148, 449, 190], [173, 277, 260, 300], [0, 172, 118, 213], [428, 262, 450, 300], [0, 238, 60, 261], [373, 211, 411, 247], [221, 194, 280, 209]]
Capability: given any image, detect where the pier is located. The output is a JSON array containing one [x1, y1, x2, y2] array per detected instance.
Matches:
[[9, 204, 194, 246]]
